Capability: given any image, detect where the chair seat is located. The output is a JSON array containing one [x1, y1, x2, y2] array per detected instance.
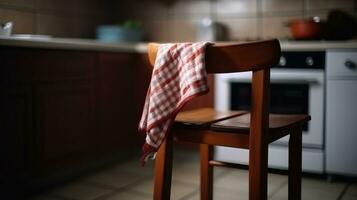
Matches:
[[211, 113, 310, 133], [175, 108, 247, 128], [174, 108, 310, 144], [175, 108, 310, 131]]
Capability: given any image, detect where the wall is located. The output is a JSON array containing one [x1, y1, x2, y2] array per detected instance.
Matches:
[[0, 0, 115, 38], [115, 0, 357, 42], [1, 0, 356, 40]]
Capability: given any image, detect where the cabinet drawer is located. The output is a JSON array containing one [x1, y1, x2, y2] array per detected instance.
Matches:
[[0, 47, 96, 82], [33, 49, 96, 81], [0, 47, 33, 83], [327, 51, 357, 77]]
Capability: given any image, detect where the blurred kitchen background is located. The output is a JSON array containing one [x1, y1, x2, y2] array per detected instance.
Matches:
[[1, 0, 357, 200], [0, 0, 356, 41]]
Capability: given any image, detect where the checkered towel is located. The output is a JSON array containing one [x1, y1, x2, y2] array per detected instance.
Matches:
[[138, 42, 211, 165]]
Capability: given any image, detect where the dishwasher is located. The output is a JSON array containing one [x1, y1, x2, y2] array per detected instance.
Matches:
[[326, 50, 357, 177]]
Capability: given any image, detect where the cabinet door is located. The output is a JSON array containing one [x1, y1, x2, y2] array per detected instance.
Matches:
[[96, 53, 139, 150], [326, 79, 357, 176], [34, 82, 96, 174], [0, 85, 32, 179], [0, 47, 34, 183], [32, 49, 97, 175]]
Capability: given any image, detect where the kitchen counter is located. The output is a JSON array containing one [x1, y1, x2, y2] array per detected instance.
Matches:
[[1, 36, 357, 52], [280, 40, 357, 51], [0, 36, 148, 53]]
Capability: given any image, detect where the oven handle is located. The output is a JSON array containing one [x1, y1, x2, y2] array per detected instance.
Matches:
[[270, 78, 319, 84], [228, 77, 320, 84]]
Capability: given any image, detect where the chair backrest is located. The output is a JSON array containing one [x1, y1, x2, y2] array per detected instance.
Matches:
[[147, 39, 280, 73], [147, 39, 281, 150]]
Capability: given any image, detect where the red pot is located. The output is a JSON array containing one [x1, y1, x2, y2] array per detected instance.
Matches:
[[289, 19, 321, 40]]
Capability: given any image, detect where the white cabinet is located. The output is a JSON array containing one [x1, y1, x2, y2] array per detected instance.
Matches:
[[326, 50, 357, 176]]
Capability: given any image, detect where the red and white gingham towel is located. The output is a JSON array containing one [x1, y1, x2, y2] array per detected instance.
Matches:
[[138, 42, 211, 164]]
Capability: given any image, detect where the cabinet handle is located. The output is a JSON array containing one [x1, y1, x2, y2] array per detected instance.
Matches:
[[345, 60, 356, 70]]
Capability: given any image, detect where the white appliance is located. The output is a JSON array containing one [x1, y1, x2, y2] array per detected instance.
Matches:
[[326, 50, 357, 176], [214, 51, 325, 173]]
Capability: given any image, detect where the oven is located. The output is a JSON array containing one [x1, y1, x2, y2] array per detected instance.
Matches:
[[214, 51, 326, 173]]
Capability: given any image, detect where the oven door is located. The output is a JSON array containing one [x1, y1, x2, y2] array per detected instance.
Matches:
[[215, 68, 324, 148]]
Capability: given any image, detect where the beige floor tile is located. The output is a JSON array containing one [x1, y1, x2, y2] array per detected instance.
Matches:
[[302, 177, 346, 192], [106, 158, 155, 177], [214, 169, 287, 196], [128, 177, 155, 194], [173, 161, 200, 184], [105, 191, 152, 200], [342, 194, 357, 200], [214, 168, 248, 190], [268, 173, 288, 193], [215, 187, 249, 200], [47, 182, 113, 200], [171, 181, 198, 200], [270, 177, 347, 200], [347, 183, 357, 196], [172, 159, 229, 185], [128, 176, 198, 199], [83, 170, 145, 189], [184, 188, 248, 200], [174, 147, 200, 161]]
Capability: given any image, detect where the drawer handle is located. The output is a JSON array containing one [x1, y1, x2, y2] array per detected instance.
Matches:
[[345, 60, 356, 70]]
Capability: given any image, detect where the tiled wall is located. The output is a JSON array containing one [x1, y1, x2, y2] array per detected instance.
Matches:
[[115, 0, 357, 42], [0, 0, 115, 38], [1, 0, 355, 40]]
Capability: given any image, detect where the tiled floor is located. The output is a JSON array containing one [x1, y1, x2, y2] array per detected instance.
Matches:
[[27, 148, 357, 200]]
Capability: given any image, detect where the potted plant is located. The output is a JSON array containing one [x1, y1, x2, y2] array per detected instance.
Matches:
[[96, 20, 143, 42]]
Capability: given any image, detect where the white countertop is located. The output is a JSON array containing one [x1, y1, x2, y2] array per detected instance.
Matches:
[[1, 35, 357, 52]]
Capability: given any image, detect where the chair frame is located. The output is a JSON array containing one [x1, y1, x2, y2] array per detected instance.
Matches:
[[147, 39, 303, 200]]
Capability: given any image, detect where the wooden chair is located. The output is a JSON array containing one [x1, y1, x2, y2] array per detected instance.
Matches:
[[147, 39, 310, 200]]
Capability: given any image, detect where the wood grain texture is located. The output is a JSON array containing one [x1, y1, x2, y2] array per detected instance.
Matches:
[[248, 69, 270, 200], [148, 39, 281, 73], [154, 133, 173, 200], [175, 108, 247, 127], [210, 113, 311, 143], [200, 144, 213, 200], [289, 127, 302, 200]]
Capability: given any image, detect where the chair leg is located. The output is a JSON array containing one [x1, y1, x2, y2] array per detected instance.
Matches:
[[249, 143, 268, 200], [200, 144, 213, 200], [153, 134, 173, 200], [289, 127, 302, 200]]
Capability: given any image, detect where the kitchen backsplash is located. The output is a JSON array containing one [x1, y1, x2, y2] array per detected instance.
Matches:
[[115, 0, 357, 42], [0, 0, 115, 38]]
